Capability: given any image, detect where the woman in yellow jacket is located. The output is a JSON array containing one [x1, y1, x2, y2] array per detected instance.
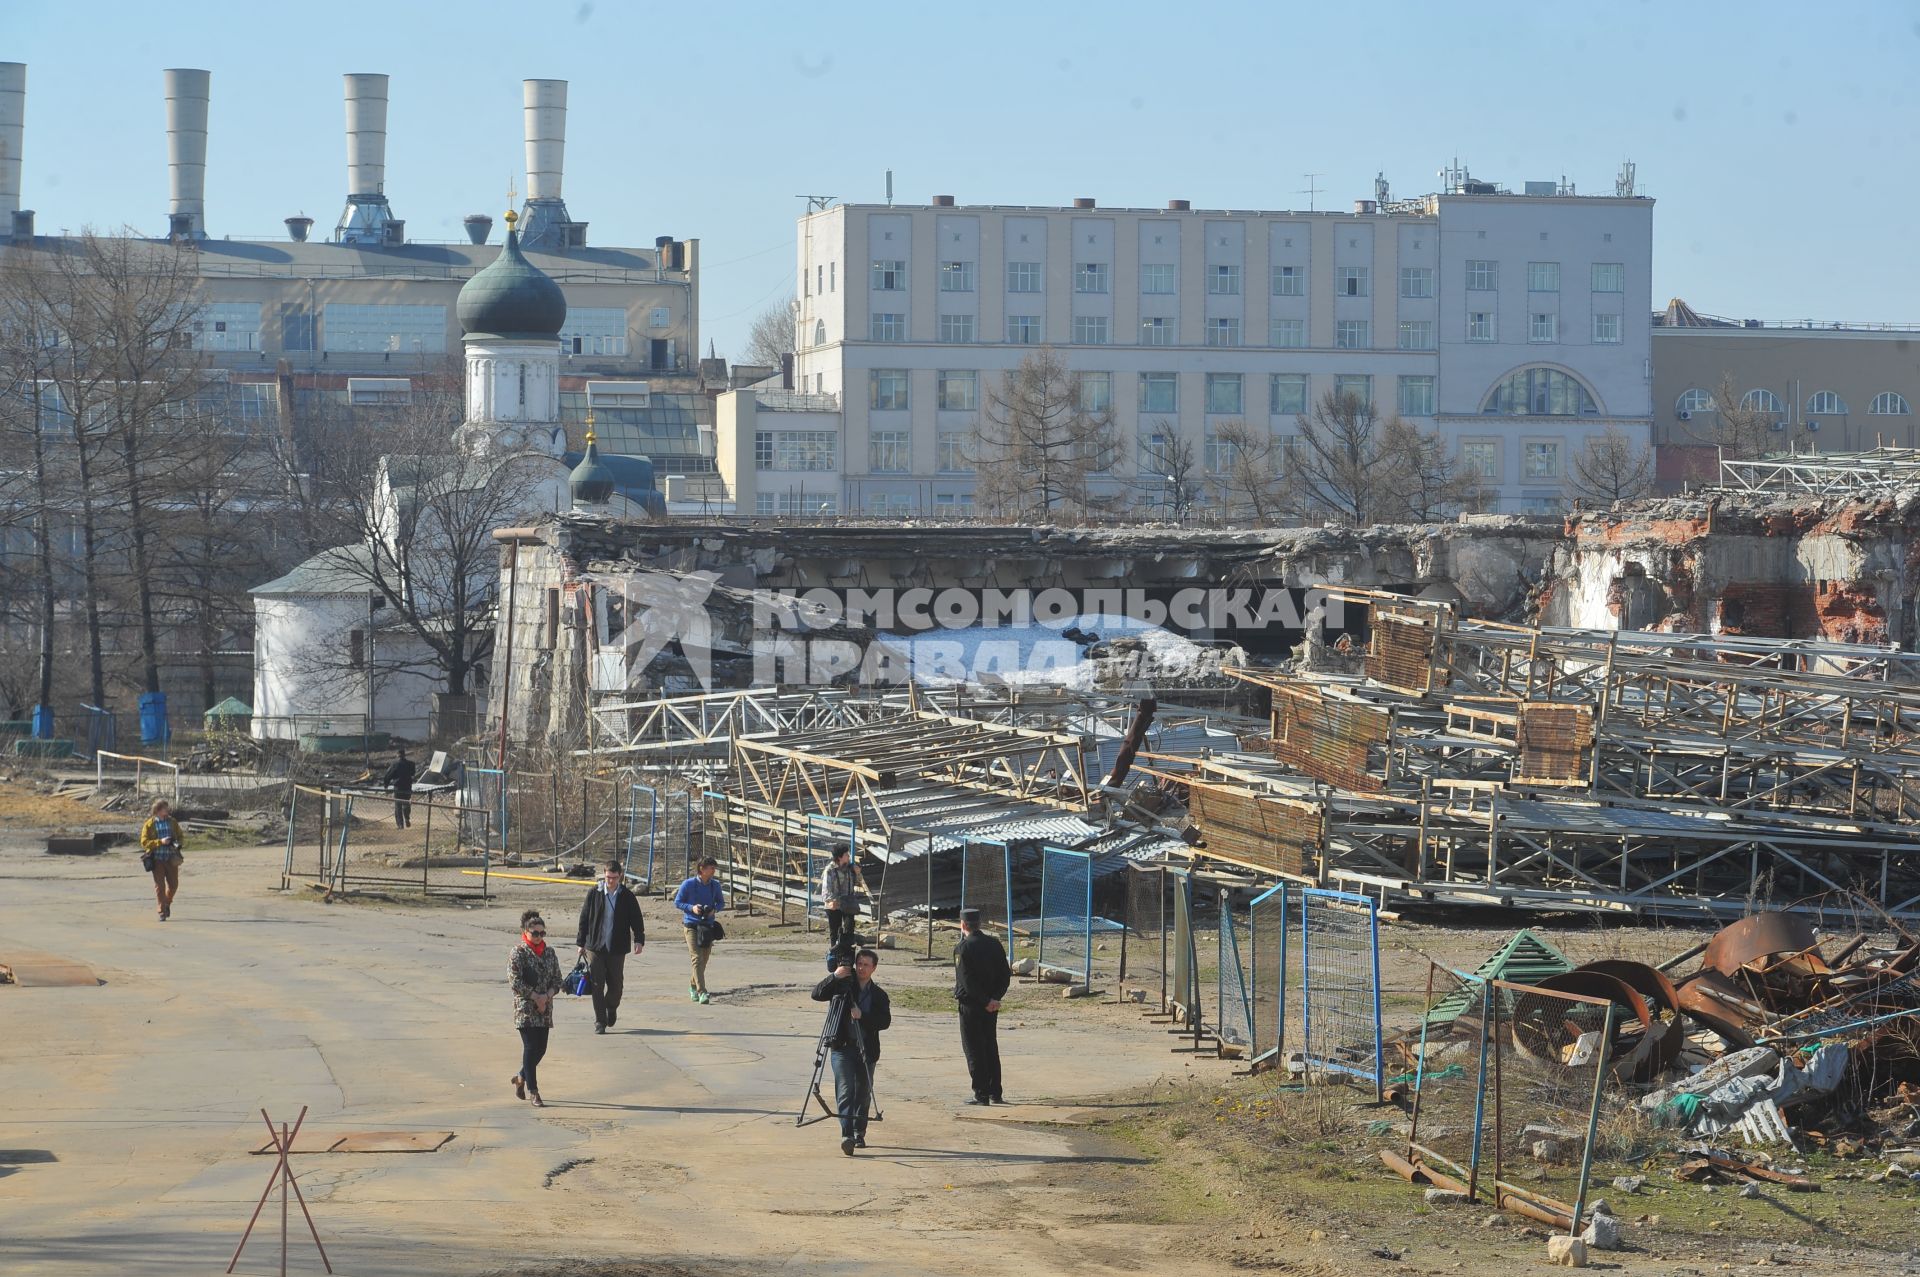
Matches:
[[139, 798, 185, 921]]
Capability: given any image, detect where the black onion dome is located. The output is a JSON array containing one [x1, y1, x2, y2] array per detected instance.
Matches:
[[457, 216, 566, 339], [569, 438, 615, 505]]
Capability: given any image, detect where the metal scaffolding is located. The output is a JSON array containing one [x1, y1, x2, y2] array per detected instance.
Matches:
[[1717, 447, 1920, 497]]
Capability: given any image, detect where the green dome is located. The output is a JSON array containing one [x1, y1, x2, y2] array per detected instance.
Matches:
[[569, 437, 615, 505], [457, 218, 566, 340]]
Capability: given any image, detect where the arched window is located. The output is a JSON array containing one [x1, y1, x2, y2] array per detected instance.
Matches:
[[1741, 388, 1784, 416], [1676, 388, 1715, 415], [1482, 366, 1599, 416], [814, 320, 827, 347], [1870, 391, 1912, 415], [1806, 390, 1847, 416]]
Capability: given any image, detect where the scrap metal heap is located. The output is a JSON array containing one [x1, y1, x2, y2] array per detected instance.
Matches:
[[1142, 588, 1920, 920]]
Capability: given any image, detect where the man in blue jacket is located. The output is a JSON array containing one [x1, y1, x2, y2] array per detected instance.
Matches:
[[673, 857, 727, 1003]]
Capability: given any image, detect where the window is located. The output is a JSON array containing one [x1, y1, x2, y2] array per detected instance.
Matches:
[[1077, 371, 1113, 413], [1007, 314, 1041, 343], [870, 313, 905, 342], [938, 313, 976, 343], [1335, 265, 1369, 297], [1398, 375, 1436, 417], [1205, 373, 1243, 415], [1007, 261, 1043, 293], [937, 370, 978, 411], [1269, 318, 1306, 348], [1397, 319, 1434, 350], [866, 493, 914, 515], [1806, 390, 1848, 416], [1741, 388, 1785, 416], [1871, 392, 1912, 415], [648, 306, 671, 329], [1676, 388, 1716, 415], [281, 304, 315, 352], [1399, 266, 1434, 299], [756, 492, 778, 516], [561, 308, 628, 356], [755, 429, 837, 471], [1141, 263, 1176, 294], [933, 491, 976, 515], [1468, 311, 1495, 342], [322, 303, 446, 353], [198, 302, 261, 351], [870, 369, 909, 411], [1272, 264, 1304, 296], [1523, 440, 1562, 481], [1205, 317, 1241, 347], [1072, 315, 1110, 345], [1270, 373, 1308, 416], [1140, 372, 1177, 414], [940, 261, 975, 292], [1208, 264, 1241, 295], [817, 265, 825, 295], [1335, 319, 1370, 349], [1529, 312, 1558, 343], [1527, 262, 1560, 292], [812, 320, 826, 348], [870, 430, 910, 473], [1466, 260, 1498, 290], [235, 382, 278, 420], [1591, 262, 1625, 293], [872, 259, 906, 290], [937, 430, 972, 473], [1140, 316, 1175, 346], [1461, 440, 1500, 481], [1484, 367, 1598, 415], [1075, 262, 1109, 293], [1592, 313, 1621, 344], [829, 262, 836, 291], [1204, 433, 1231, 474], [347, 377, 412, 406], [1334, 374, 1372, 407]]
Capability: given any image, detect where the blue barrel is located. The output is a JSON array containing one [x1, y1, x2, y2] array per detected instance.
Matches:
[[31, 704, 53, 740], [138, 691, 171, 744]]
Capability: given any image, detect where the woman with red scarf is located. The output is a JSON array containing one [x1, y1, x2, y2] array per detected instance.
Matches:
[[509, 908, 564, 1106]]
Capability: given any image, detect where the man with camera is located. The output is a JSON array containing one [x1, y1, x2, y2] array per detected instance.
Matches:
[[954, 907, 1011, 1105], [575, 859, 645, 1034], [810, 943, 891, 1156]]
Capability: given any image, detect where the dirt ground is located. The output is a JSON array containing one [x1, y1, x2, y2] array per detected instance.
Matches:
[[3, 781, 1917, 1276]]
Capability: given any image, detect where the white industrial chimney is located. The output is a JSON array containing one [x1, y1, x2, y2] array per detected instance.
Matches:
[[0, 62, 24, 225], [336, 73, 402, 244], [164, 68, 210, 239], [518, 78, 585, 251]]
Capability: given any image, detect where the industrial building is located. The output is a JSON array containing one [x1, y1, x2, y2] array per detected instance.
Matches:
[[780, 168, 1654, 516]]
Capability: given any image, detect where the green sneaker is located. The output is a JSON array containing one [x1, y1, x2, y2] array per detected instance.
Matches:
[[689, 985, 699, 1002], [696, 990, 711, 1004]]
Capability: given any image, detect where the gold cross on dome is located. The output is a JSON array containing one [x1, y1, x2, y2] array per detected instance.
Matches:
[[505, 178, 519, 226], [584, 408, 596, 446]]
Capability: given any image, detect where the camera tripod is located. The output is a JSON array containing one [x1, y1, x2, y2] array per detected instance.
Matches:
[[795, 989, 884, 1128]]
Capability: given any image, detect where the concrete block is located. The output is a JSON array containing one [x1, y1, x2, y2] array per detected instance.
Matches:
[[1611, 1175, 1646, 1194], [1012, 958, 1038, 977], [1060, 984, 1090, 999], [1546, 1235, 1588, 1267], [1125, 987, 1147, 1003], [1581, 1213, 1621, 1251], [1423, 1188, 1468, 1206]]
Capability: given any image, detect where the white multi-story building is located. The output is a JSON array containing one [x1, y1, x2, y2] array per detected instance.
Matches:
[[789, 175, 1652, 515]]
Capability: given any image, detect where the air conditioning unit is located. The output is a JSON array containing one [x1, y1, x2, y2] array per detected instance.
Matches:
[[1807, 419, 1822, 433], [1769, 420, 1787, 431], [1676, 410, 1692, 421]]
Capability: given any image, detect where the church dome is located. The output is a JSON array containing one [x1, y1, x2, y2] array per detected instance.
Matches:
[[457, 212, 566, 340], [569, 433, 616, 506]]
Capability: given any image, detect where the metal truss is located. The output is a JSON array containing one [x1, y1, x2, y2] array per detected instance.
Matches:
[[1717, 448, 1920, 497], [582, 688, 900, 758]]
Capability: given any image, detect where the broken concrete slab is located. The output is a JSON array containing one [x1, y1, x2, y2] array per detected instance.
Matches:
[[1546, 1234, 1589, 1267]]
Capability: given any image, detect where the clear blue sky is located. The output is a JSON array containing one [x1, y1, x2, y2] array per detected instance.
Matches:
[[8, 1, 1919, 357]]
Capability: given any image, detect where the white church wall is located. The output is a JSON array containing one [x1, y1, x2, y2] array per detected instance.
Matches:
[[251, 593, 445, 742]]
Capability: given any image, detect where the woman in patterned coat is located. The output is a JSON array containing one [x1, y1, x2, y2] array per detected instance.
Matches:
[[509, 908, 564, 1107]]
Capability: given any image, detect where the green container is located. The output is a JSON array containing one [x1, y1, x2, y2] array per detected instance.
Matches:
[[299, 732, 391, 754], [0, 721, 32, 739], [12, 738, 76, 758]]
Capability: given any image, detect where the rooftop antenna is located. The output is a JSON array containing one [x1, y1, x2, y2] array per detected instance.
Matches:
[[1297, 173, 1322, 212], [1374, 171, 1390, 205], [885, 169, 893, 208], [797, 194, 836, 214], [1615, 159, 1637, 198]]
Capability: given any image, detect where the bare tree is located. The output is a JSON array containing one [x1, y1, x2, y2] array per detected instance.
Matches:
[[1686, 373, 1778, 461], [1568, 426, 1654, 505], [1211, 419, 1287, 523], [1285, 390, 1475, 526], [1134, 428, 1206, 520], [973, 348, 1117, 517], [742, 298, 795, 370], [0, 251, 69, 720]]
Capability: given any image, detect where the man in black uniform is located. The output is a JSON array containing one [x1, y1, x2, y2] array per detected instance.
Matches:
[[382, 748, 418, 828], [575, 860, 646, 1033], [954, 907, 1011, 1105]]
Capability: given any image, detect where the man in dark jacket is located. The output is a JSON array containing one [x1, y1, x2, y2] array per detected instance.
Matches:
[[575, 860, 646, 1033], [811, 947, 891, 1155], [383, 748, 417, 828], [954, 907, 1011, 1105]]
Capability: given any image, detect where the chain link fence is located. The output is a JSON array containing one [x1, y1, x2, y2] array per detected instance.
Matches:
[[1033, 846, 1095, 991], [1121, 863, 1171, 1012], [1299, 887, 1384, 1098], [281, 783, 492, 898], [1404, 963, 1494, 1198], [1490, 977, 1614, 1231], [1248, 882, 1289, 1068]]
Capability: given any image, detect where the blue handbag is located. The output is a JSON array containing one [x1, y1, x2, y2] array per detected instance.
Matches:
[[564, 956, 591, 996]]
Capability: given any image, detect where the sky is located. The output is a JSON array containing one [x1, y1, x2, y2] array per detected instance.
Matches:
[[7, 1, 1920, 359]]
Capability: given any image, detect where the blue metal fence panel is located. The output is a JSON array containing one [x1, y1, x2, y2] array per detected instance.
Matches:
[[1035, 846, 1095, 991], [1299, 886, 1385, 1099], [1248, 882, 1288, 1067], [1217, 889, 1254, 1050], [960, 839, 1013, 948], [625, 783, 658, 887]]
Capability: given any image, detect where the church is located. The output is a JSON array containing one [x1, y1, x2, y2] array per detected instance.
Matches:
[[249, 210, 663, 743]]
